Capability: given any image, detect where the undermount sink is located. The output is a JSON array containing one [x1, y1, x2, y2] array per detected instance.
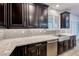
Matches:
[[55, 35, 70, 42], [56, 35, 67, 37]]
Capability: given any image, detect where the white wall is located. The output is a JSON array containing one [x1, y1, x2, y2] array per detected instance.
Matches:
[[48, 7, 79, 39], [70, 14, 79, 39], [48, 8, 60, 29], [48, 8, 71, 34]]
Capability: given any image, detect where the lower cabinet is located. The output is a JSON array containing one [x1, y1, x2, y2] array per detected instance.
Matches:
[[63, 40, 69, 51], [38, 43, 47, 56], [27, 42, 47, 56], [10, 36, 76, 56], [10, 42, 47, 56], [57, 41, 64, 55], [68, 39, 72, 49], [57, 35, 76, 55], [72, 36, 76, 47], [10, 45, 27, 56], [27, 43, 39, 56], [68, 35, 76, 49]]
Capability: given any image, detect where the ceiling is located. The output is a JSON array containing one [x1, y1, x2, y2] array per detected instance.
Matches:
[[48, 3, 79, 16]]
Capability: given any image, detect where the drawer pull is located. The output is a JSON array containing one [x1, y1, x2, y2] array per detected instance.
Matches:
[[35, 43, 42, 46]]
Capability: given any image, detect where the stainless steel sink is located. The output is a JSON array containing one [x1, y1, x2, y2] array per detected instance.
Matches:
[[56, 35, 67, 37], [55, 35, 70, 42]]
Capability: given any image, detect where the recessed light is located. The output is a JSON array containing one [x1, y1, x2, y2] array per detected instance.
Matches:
[[56, 4, 60, 8]]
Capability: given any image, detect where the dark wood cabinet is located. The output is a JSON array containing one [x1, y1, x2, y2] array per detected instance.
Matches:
[[60, 11, 70, 28], [0, 3, 7, 28], [10, 41, 47, 56], [27, 3, 48, 28], [38, 42, 47, 56], [57, 41, 64, 55], [27, 4, 38, 28], [27, 43, 39, 56], [73, 36, 76, 47], [57, 35, 76, 55], [37, 4, 48, 28], [9, 3, 24, 28], [70, 35, 76, 47], [10, 45, 27, 56], [0, 4, 4, 26], [63, 40, 69, 51], [27, 42, 47, 56], [1, 3, 48, 29], [68, 36, 76, 49]]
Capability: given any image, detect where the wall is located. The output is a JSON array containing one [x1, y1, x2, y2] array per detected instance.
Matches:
[[58, 13, 79, 39], [48, 8, 71, 34], [48, 8, 60, 29], [70, 14, 79, 39]]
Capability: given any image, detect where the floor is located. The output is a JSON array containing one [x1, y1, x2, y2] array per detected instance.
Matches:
[[59, 40, 79, 56]]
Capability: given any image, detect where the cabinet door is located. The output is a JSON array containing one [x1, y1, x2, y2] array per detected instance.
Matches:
[[65, 14, 70, 28], [27, 44, 38, 56], [58, 41, 64, 55], [0, 3, 7, 27], [23, 3, 27, 27], [27, 4, 38, 28], [73, 36, 76, 47], [0, 3, 4, 26], [17, 46, 26, 56], [61, 14, 65, 28], [10, 46, 26, 56], [38, 5, 48, 28], [38, 42, 47, 56], [60, 12, 70, 28], [63, 40, 69, 51], [72, 36, 76, 47], [10, 3, 24, 28]]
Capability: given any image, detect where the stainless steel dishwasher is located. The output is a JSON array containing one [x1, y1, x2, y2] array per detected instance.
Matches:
[[47, 39, 58, 56]]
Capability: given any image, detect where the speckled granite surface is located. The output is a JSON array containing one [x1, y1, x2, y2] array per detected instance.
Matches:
[[0, 35, 58, 56]]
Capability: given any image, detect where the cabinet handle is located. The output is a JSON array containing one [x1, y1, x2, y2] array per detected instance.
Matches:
[[35, 43, 42, 46]]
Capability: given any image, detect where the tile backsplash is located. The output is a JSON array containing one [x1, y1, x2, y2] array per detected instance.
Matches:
[[0, 29, 71, 40]]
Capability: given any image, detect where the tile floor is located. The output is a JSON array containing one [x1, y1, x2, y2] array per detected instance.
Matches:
[[59, 40, 79, 56]]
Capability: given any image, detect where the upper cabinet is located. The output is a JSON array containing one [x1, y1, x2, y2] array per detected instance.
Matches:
[[0, 4, 4, 26], [60, 11, 70, 28], [27, 4, 38, 28], [0, 3, 49, 29], [38, 4, 48, 28], [10, 3, 24, 28], [0, 3, 7, 28], [27, 3, 48, 28]]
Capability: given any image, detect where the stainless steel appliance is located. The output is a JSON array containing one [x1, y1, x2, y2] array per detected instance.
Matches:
[[47, 39, 58, 56]]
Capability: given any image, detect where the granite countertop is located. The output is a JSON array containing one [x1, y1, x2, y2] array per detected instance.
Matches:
[[60, 33, 76, 36], [0, 34, 58, 56], [57, 33, 76, 36], [53, 33, 76, 42]]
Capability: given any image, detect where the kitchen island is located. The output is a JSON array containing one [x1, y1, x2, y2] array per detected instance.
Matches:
[[0, 34, 76, 56]]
